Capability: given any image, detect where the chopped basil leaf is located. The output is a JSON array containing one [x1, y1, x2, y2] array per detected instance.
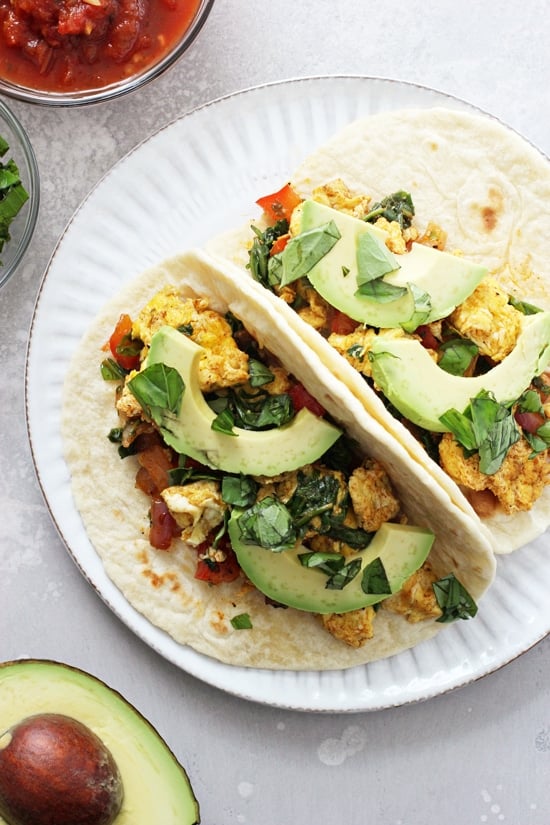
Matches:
[[342, 265, 350, 277], [221, 475, 258, 507], [470, 393, 520, 474], [400, 284, 432, 333], [236, 496, 297, 552], [248, 359, 275, 387], [440, 391, 521, 474], [356, 279, 408, 303], [177, 323, 193, 336], [438, 338, 479, 376], [361, 556, 391, 595], [100, 357, 126, 381], [324, 522, 374, 550], [325, 557, 362, 590], [517, 389, 543, 414], [0, 144, 29, 256], [433, 574, 477, 622], [356, 232, 399, 284], [508, 295, 542, 315], [298, 551, 346, 575], [230, 613, 253, 630], [128, 363, 185, 426], [279, 220, 341, 286], [439, 408, 478, 452], [115, 334, 142, 359], [211, 407, 238, 436], [107, 427, 123, 443], [231, 388, 294, 430], [364, 191, 415, 230]]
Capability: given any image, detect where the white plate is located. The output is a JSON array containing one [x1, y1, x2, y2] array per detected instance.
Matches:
[[26, 76, 550, 712]]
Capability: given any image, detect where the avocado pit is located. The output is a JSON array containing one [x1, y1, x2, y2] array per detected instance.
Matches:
[[0, 713, 123, 825]]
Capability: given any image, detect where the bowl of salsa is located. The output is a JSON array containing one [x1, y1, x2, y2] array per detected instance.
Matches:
[[0, 98, 39, 289], [0, 0, 216, 105]]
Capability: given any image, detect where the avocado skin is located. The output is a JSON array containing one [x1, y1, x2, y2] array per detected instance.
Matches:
[[0, 660, 200, 825], [229, 517, 434, 614], [145, 325, 341, 475], [370, 311, 550, 432]]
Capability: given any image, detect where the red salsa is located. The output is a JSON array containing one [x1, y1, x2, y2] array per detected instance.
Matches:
[[0, 0, 201, 92]]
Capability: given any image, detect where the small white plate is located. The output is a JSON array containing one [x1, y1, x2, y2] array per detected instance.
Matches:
[[26, 76, 550, 712]]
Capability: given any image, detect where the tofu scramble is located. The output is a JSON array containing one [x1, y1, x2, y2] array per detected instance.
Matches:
[[249, 178, 550, 519], [102, 287, 446, 649]]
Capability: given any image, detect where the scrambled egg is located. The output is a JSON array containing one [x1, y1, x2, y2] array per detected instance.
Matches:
[[327, 327, 377, 377], [449, 277, 522, 362], [311, 178, 372, 219], [132, 287, 249, 391], [348, 460, 400, 532], [161, 481, 226, 546], [382, 564, 442, 623], [321, 606, 376, 648], [439, 434, 549, 514]]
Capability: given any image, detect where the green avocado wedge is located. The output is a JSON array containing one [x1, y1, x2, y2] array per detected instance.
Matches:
[[369, 312, 550, 432], [228, 517, 434, 614], [133, 325, 342, 476], [292, 200, 487, 329], [0, 659, 200, 825]]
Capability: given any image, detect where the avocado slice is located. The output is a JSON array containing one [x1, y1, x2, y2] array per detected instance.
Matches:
[[294, 200, 487, 328], [369, 312, 550, 432], [140, 325, 342, 475], [0, 660, 200, 825], [228, 517, 434, 614]]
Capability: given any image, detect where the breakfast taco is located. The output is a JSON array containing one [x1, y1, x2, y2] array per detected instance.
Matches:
[[206, 106, 550, 555], [61, 249, 495, 670]]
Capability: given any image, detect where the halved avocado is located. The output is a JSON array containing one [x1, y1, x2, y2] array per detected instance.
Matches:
[[369, 311, 550, 432], [296, 200, 487, 328], [228, 517, 434, 614], [0, 660, 199, 825], [142, 325, 342, 475]]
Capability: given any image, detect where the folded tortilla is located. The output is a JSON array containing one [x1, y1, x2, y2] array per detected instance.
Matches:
[[62, 249, 495, 670], [206, 107, 550, 554]]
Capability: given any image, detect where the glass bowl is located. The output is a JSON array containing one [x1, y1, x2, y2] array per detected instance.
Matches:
[[0, 98, 39, 290], [0, 0, 216, 106]]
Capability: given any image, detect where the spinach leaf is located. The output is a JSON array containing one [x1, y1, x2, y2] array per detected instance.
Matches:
[[287, 470, 342, 530], [248, 220, 289, 289], [433, 574, 478, 622], [364, 191, 415, 230]]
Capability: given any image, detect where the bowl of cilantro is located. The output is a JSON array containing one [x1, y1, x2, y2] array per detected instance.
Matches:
[[0, 98, 39, 290]]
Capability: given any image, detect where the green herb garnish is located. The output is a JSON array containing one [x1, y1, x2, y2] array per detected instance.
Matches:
[[361, 556, 391, 595], [438, 338, 479, 376], [230, 613, 253, 630], [433, 574, 478, 622], [325, 558, 362, 590], [0, 139, 29, 257], [128, 363, 184, 426], [221, 475, 258, 508], [279, 220, 341, 286], [356, 231, 399, 284], [364, 191, 415, 229], [236, 496, 297, 552]]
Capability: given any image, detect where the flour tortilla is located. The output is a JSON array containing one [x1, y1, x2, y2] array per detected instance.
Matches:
[[62, 249, 495, 670], [206, 106, 550, 555]]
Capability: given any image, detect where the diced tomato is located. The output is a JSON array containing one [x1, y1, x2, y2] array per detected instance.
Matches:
[[194, 536, 241, 584], [515, 410, 546, 434], [135, 439, 176, 493], [288, 383, 326, 417], [416, 325, 440, 351], [149, 497, 181, 550], [330, 309, 359, 336], [256, 183, 302, 224], [109, 313, 141, 371], [269, 233, 290, 257]]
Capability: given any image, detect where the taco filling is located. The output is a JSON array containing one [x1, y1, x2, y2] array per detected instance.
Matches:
[[244, 176, 550, 524], [99, 283, 481, 650]]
